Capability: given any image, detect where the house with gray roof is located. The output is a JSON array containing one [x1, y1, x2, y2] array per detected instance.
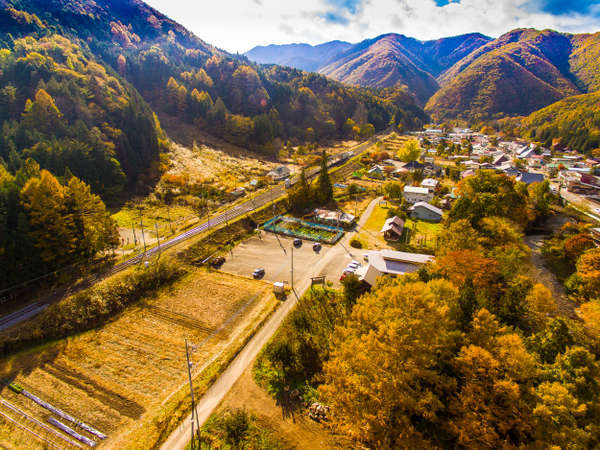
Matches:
[[409, 201, 443, 222]]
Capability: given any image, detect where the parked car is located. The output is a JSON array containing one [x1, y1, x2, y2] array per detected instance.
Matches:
[[312, 242, 322, 252], [210, 256, 226, 267], [253, 268, 265, 279], [293, 239, 302, 248]]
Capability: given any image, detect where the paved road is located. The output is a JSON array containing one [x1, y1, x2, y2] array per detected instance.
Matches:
[[0, 135, 382, 332], [160, 196, 382, 450]]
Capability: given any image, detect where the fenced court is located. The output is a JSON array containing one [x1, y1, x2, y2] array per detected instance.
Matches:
[[263, 216, 344, 244]]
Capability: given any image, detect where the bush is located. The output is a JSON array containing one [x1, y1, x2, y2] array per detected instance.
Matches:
[[350, 237, 363, 249], [254, 288, 347, 399], [197, 409, 281, 449], [386, 207, 407, 220]]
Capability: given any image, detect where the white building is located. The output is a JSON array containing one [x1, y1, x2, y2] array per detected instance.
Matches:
[[355, 250, 434, 286], [420, 178, 439, 192], [403, 186, 433, 204]]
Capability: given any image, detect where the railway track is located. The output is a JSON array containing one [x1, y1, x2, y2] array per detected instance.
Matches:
[[0, 133, 384, 332]]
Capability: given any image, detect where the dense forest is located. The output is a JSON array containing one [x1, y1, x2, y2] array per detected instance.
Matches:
[[523, 91, 600, 155], [257, 171, 600, 448]]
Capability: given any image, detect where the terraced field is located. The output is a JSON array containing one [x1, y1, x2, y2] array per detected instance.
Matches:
[[0, 270, 278, 448]]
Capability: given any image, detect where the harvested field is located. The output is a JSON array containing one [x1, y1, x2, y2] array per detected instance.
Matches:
[[0, 270, 278, 448]]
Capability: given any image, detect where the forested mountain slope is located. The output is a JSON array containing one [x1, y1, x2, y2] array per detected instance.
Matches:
[[0, 0, 428, 290], [427, 29, 600, 121], [318, 34, 441, 104], [522, 91, 600, 154]]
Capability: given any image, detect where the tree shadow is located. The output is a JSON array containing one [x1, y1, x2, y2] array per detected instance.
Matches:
[[275, 387, 304, 423]]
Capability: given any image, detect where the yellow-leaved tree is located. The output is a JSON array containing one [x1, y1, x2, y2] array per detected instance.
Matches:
[[397, 138, 421, 162], [319, 279, 459, 447], [21, 169, 76, 265]]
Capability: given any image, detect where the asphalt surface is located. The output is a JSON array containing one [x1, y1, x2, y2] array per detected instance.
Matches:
[[159, 196, 382, 450], [0, 135, 381, 332]]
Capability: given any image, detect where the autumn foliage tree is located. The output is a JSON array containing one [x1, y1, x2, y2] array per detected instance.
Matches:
[[320, 279, 460, 447]]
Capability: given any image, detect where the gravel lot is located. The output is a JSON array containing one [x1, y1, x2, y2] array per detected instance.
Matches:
[[220, 231, 362, 287]]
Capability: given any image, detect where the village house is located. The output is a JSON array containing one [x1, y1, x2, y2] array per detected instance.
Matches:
[[403, 185, 433, 204], [367, 165, 385, 178], [267, 165, 291, 181], [356, 250, 435, 286], [409, 201, 443, 222], [313, 209, 355, 227], [402, 160, 426, 171], [493, 153, 509, 166], [380, 216, 405, 241], [420, 178, 439, 192]]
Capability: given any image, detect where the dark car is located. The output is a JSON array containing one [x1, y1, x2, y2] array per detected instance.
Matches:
[[210, 256, 226, 267], [253, 268, 265, 279], [312, 242, 322, 252], [293, 239, 302, 248]]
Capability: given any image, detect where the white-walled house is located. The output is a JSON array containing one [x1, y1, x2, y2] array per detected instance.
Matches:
[[403, 186, 433, 204], [355, 250, 434, 286]]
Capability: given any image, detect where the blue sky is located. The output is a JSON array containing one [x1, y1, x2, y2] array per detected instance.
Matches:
[[144, 0, 600, 53]]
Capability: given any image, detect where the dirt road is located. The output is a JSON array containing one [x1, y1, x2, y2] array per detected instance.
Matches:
[[160, 197, 382, 450], [524, 213, 578, 319]]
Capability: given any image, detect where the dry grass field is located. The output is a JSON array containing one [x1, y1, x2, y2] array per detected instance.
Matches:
[[0, 270, 278, 449], [166, 143, 277, 191]]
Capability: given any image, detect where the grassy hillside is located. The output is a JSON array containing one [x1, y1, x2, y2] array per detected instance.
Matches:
[[523, 91, 600, 154], [428, 29, 586, 121]]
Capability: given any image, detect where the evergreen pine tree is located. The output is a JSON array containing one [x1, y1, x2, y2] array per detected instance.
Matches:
[[299, 167, 311, 202], [317, 151, 333, 204]]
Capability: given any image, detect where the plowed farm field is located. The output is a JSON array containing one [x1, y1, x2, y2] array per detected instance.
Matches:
[[0, 269, 277, 449]]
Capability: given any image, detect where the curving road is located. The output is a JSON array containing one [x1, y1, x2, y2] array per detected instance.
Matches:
[[159, 196, 383, 450]]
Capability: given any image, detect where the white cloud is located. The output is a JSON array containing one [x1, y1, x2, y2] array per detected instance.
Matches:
[[143, 0, 600, 53]]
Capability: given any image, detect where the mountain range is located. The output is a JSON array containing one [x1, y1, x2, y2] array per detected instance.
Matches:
[[246, 29, 600, 124], [248, 33, 492, 105]]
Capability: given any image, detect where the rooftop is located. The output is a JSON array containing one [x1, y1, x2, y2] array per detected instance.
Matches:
[[409, 201, 443, 216], [404, 185, 430, 194]]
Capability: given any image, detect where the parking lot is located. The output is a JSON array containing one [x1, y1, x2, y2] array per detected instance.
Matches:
[[219, 231, 363, 287]]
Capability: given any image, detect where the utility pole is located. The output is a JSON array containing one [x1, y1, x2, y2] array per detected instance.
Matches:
[[167, 206, 173, 234], [131, 223, 137, 246], [291, 245, 294, 291], [185, 339, 198, 449], [155, 223, 161, 256], [139, 208, 147, 255]]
